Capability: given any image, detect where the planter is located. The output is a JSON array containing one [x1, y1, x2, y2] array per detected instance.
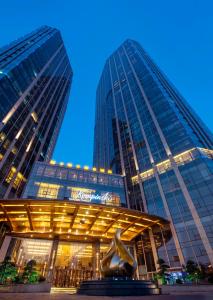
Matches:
[[0, 282, 51, 293]]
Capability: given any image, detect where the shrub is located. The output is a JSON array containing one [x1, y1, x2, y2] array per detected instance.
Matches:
[[0, 256, 17, 284], [21, 260, 39, 284]]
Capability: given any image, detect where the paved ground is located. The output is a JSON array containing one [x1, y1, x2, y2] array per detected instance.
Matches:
[[0, 293, 213, 300]]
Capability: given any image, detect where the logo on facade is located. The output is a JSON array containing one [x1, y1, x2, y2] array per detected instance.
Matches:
[[69, 187, 114, 204]]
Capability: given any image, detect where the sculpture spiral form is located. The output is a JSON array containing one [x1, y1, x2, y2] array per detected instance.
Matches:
[[100, 229, 137, 278]]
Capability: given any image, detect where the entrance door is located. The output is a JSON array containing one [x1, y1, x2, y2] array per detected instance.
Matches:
[[53, 242, 93, 287]]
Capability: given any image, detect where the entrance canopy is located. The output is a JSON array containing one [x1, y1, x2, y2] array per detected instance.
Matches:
[[0, 199, 169, 242]]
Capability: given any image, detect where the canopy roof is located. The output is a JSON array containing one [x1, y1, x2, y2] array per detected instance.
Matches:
[[0, 199, 169, 242]]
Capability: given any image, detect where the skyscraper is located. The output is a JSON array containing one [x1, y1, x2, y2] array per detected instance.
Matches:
[[0, 26, 72, 198], [94, 39, 213, 267]]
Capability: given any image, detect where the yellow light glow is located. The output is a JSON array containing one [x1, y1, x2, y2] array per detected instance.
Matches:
[[67, 163, 72, 168], [31, 111, 38, 123], [76, 164, 81, 169], [26, 138, 33, 152], [131, 147, 199, 184], [100, 168, 105, 173], [2, 110, 13, 125], [92, 167, 97, 171], [107, 170, 112, 174], [59, 162, 64, 166], [84, 166, 89, 170], [50, 160, 56, 165], [15, 129, 22, 140]]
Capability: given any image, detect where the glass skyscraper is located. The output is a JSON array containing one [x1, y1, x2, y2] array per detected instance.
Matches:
[[0, 26, 72, 198], [94, 39, 213, 268]]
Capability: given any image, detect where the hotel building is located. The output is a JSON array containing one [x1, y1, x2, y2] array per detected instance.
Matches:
[[0, 26, 72, 198], [93, 39, 213, 267]]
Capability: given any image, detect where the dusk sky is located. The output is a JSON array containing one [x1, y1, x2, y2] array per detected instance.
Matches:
[[1, 0, 213, 167]]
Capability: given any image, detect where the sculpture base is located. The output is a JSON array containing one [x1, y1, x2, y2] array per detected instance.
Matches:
[[77, 279, 161, 296]]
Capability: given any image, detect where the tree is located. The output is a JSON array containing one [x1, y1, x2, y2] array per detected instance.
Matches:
[[21, 259, 39, 283], [156, 258, 170, 285], [185, 260, 202, 283], [0, 256, 17, 284]]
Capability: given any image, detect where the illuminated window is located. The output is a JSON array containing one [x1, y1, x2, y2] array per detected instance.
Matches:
[[5, 167, 16, 183], [36, 182, 61, 199], [105, 193, 120, 206], [13, 172, 26, 189], [31, 111, 38, 122], [0, 132, 6, 142], [12, 147, 18, 155], [3, 139, 10, 150]]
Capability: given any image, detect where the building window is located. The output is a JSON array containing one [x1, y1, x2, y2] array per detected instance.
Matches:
[[44, 167, 56, 177], [36, 166, 45, 176], [56, 169, 67, 179], [35, 182, 61, 199], [68, 170, 77, 180]]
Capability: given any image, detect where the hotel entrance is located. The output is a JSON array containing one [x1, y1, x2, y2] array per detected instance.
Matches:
[[0, 199, 170, 289], [7, 237, 110, 288], [53, 242, 109, 287]]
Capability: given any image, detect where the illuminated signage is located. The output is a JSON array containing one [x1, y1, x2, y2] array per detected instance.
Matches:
[[68, 187, 119, 205]]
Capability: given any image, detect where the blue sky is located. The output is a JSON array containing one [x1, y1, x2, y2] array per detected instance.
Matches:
[[0, 0, 212, 167]]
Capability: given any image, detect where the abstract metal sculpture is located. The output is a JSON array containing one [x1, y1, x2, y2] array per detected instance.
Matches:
[[78, 228, 161, 295], [100, 229, 137, 278]]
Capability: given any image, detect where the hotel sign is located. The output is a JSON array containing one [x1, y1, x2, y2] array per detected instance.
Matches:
[[68, 187, 119, 205]]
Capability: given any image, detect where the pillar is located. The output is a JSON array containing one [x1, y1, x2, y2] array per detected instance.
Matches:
[[149, 229, 159, 271], [92, 240, 100, 279], [0, 235, 12, 262], [47, 237, 59, 282]]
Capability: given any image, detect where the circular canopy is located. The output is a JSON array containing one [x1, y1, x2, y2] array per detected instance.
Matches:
[[0, 199, 169, 242]]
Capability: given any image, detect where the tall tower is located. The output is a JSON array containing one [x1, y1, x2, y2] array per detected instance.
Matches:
[[0, 26, 72, 198], [94, 39, 213, 267]]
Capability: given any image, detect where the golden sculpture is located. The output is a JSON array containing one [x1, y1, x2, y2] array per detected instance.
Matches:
[[100, 229, 137, 278]]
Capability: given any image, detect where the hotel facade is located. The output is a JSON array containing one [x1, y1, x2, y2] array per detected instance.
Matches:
[[0, 161, 170, 286], [93, 39, 213, 267], [0, 29, 212, 289]]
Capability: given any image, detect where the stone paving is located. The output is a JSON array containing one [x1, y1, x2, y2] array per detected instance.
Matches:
[[0, 293, 213, 300]]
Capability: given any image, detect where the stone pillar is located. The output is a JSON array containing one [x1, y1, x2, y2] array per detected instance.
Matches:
[[92, 241, 100, 279], [133, 243, 139, 279], [149, 229, 159, 271], [0, 235, 12, 262], [47, 237, 59, 282]]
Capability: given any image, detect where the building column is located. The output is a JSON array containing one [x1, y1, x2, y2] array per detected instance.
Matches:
[[92, 241, 100, 279], [133, 243, 139, 279], [47, 237, 59, 282], [0, 235, 12, 262], [149, 229, 159, 271]]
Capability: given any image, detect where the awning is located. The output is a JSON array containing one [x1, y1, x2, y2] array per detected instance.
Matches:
[[0, 199, 169, 242]]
